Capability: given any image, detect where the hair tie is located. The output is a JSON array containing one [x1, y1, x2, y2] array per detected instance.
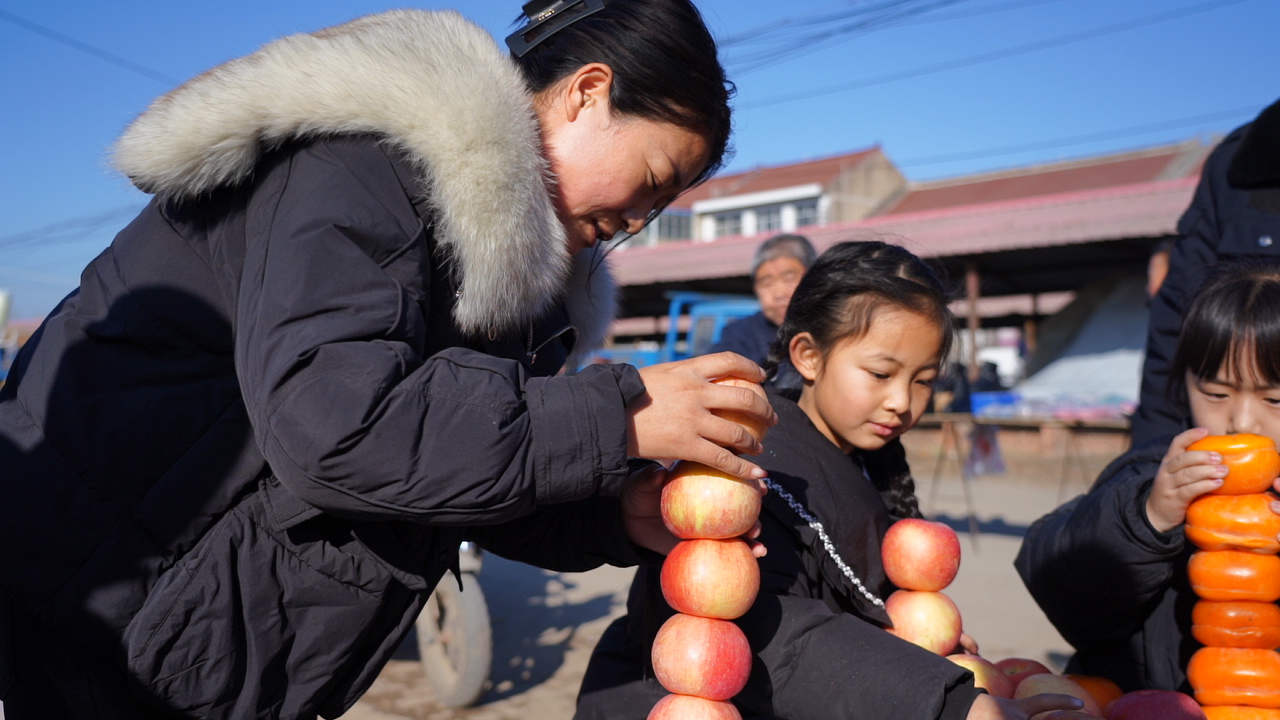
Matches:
[[505, 0, 608, 57]]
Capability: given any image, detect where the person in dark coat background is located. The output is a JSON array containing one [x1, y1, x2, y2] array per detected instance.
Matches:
[[1017, 259, 1280, 694], [576, 242, 1084, 720], [1131, 96, 1280, 447], [710, 233, 817, 366], [0, 3, 776, 718]]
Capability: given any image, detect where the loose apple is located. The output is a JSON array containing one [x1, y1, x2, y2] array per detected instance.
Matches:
[[661, 461, 762, 540], [1012, 673, 1103, 718], [651, 613, 752, 701], [647, 693, 743, 720], [884, 589, 962, 655], [947, 653, 1014, 698], [994, 657, 1053, 690], [1106, 689, 1207, 720], [711, 377, 769, 444], [881, 518, 962, 592], [661, 538, 760, 620]]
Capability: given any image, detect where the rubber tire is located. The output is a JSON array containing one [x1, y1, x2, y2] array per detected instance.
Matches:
[[417, 572, 493, 708]]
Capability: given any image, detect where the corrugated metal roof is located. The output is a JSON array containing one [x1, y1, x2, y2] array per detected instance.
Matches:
[[670, 146, 881, 210], [610, 177, 1197, 285], [882, 141, 1209, 216]]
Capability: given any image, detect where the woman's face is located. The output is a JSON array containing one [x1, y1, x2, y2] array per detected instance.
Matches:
[[1186, 346, 1280, 439], [537, 64, 711, 255]]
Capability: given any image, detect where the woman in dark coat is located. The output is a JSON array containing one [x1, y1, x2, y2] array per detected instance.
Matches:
[[0, 3, 773, 718]]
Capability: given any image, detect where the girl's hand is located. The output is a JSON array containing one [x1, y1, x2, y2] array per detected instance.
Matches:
[[1146, 427, 1226, 532], [628, 352, 777, 480], [620, 463, 767, 557], [966, 693, 1085, 719], [956, 631, 980, 655]]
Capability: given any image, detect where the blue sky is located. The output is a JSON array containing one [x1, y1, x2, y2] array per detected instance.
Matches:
[[1, 0, 1275, 319]]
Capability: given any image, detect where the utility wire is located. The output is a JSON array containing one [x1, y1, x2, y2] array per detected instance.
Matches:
[[0, 205, 141, 254], [746, 0, 1255, 109], [0, 8, 179, 86], [895, 105, 1259, 169]]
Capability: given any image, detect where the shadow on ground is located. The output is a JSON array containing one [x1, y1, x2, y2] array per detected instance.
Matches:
[[930, 513, 1030, 538], [391, 554, 617, 707]]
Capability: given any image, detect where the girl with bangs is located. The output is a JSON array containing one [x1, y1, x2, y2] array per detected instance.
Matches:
[[1018, 258, 1280, 694]]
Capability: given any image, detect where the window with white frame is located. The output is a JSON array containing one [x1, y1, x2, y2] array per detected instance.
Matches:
[[714, 212, 742, 238], [756, 205, 783, 234], [794, 198, 819, 228]]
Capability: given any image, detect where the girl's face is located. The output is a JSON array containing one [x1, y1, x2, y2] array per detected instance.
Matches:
[[536, 64, 710, 256], [792, 307, 944, 454], [1186, 346, 1280, 439]]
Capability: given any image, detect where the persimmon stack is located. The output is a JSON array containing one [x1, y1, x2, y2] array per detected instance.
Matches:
[[648, 378, 767, 720], [1184, 434, 1280, 719]]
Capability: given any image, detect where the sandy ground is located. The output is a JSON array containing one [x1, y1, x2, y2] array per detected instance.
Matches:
[[338, 428, 1128, 720]]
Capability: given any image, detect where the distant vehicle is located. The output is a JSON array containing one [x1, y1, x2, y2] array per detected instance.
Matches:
[[583, 291, 760, 369]]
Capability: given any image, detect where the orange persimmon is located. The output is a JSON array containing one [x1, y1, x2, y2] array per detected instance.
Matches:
[[1062, 674, 1123, 714], [1187, 493, 1280, 553], [1204, 707, 1280, 720], [1188, 434, 1280, 495], [1189, 550, 1280, 602], [1193, 600, 1280, 649], [1187, 646, 1280, 708]]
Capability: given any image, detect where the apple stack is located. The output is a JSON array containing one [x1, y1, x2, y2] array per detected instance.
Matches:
[[880, 518, 965, 656], [648, 379, 767, 720], [1182, 434, 1280, 720]]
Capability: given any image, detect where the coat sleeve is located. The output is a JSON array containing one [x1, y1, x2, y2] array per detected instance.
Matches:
[[1014, 446, 1185, 651], [463, 495, 648, 572], [233, 137, 641, 524], [1131, 140, 1230, 447]]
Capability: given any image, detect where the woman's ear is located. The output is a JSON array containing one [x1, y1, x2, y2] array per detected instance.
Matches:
[[559, 63, 614, 123], [790, 332, 822, 382]]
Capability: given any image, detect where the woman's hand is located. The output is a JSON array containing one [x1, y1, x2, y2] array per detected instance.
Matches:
[[628, 352, 777, 480], [620, 463, 766, 558], [1146, 427, 1226, 532], [966, 693, 1086, 719]]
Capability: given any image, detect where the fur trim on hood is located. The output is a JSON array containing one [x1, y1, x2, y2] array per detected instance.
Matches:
[[112, 9, 615, 352]]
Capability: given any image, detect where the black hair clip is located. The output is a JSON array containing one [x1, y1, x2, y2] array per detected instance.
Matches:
[[505, 0, 607, 57]]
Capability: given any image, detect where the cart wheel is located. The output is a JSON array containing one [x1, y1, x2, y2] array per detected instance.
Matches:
[[417, 572, 492, 708]]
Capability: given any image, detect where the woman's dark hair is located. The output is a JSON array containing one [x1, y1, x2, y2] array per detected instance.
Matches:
[[1167, 258, 1280, 415], [512, 0, 734, 189], [764, 239, 957, 519]]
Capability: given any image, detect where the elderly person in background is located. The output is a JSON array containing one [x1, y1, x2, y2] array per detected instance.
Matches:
[[710, 233, 816, 366]]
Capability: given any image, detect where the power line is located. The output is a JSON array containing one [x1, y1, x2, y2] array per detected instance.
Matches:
[[746, 0, 1255, 109], [0, 205, 142, 254], [895, 105, 1260, 169], [0, 9, 179, 87]]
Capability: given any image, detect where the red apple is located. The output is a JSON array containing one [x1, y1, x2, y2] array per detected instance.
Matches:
[[885, 589, 962, 655], [1106, 689, 1206, 720], [881, 518, 962, 592], [651, 613, 752, 701], [947, 653, 1014, 698], [662, 461, 762, 540], [648, 693, 743, 720], [661, 538, 760, 620], [1012, 673, 1103, 717], [994, 657, 1054, 689], [711, 377, 769, 444]]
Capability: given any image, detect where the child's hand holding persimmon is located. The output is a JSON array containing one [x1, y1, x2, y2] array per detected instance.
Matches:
[[1146, 427, 1227, 533]]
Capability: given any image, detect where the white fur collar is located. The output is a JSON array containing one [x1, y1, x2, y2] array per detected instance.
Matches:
[[111, 9, 614, 352]]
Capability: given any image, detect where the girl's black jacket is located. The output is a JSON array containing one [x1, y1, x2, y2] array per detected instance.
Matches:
[[1015, 438, 1197, 693], [576, 391, 982, 720]]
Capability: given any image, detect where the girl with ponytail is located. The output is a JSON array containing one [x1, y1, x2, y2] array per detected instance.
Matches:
[[576, 240, 1084, 720]]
